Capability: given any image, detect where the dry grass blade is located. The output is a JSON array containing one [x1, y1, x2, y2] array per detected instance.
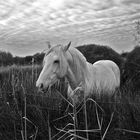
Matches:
[[56, 90, 74, 107], [33, 127, 38, 140], [21, 84, 27, 140], [64, 134, 73, 140], [54, 126, 88, 140], [21, 130, 24, 140], [86, 98, 104, 113], [57, 132, 72, 140], [73, 103, 78, 140], [69, 129, 100, 133], [29, 127, 38, 140], [52, 113, 73, 122], [86, 98, 105, 130], [95, 103, 101, 130], [83, 98, 89, 140], [52, 123, 74, 140], [102, 112, 114, 140], [23, 117, 38, 140], [47, 111, 51, 140], [116, 128, 140, 134], [52, 94, 106, 140]]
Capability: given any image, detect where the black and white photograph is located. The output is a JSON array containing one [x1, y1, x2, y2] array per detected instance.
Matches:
[[0, 0, 140, 139]]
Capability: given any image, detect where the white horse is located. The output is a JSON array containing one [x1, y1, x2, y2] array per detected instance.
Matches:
[[36, 42, 120, 103]]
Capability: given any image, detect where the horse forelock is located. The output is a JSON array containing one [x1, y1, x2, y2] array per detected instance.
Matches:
[[43, 45, 63, 63], [45, 45, 61, 56]]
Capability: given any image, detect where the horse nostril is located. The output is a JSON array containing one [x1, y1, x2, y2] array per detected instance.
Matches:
[[39, 83, 44, 89]]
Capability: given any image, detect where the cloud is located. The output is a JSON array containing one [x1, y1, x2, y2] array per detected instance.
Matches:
[[0, 0, 139, 31], [0, 0, 140, 56]]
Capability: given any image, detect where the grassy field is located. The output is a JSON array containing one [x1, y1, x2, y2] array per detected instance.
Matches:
[[0, 64, 140, 140]]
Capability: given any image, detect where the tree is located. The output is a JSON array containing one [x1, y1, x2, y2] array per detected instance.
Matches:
[[133, 20, 140, 46], [77, 44, 123, 70], [0, 51, 13, 66], [122, 46, 140, 91]]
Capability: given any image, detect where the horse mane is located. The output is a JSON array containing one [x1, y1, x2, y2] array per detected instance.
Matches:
[[67, 47, 90, 85], [68, 47, 87, 68]]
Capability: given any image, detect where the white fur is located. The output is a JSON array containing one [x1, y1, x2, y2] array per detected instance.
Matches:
[[36, 44, 120, 102]]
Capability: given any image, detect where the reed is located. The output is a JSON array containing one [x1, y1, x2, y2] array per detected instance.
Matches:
[[0, 65, 140, 140]]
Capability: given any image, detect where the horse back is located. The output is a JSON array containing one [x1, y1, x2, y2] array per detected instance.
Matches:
[[92, 60, 120, 92]]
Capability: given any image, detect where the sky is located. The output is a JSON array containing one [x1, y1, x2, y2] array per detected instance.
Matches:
[[0, 0, 140, 56]]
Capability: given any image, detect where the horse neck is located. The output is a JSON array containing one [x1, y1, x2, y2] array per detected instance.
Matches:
[[65, 50, 89, 91]]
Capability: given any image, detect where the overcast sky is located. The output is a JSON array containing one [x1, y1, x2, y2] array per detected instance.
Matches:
[[0, 0, 140, 56]]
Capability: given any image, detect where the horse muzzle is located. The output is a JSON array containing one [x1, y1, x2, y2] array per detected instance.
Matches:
[[36, 83, 50, 93]]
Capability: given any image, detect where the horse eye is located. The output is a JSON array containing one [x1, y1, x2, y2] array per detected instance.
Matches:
[[54, 60, 59, 64]]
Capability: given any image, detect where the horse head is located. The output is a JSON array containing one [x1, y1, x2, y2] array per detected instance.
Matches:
[[36, 42, 71, 91]]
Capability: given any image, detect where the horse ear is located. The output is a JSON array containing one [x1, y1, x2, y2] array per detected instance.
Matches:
[[46, 41, 51, 49], [63, 42, 71, 52]]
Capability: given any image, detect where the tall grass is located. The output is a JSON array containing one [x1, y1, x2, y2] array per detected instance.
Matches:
[[0, 65, 140, 140], [0, 65, 65, 140]]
